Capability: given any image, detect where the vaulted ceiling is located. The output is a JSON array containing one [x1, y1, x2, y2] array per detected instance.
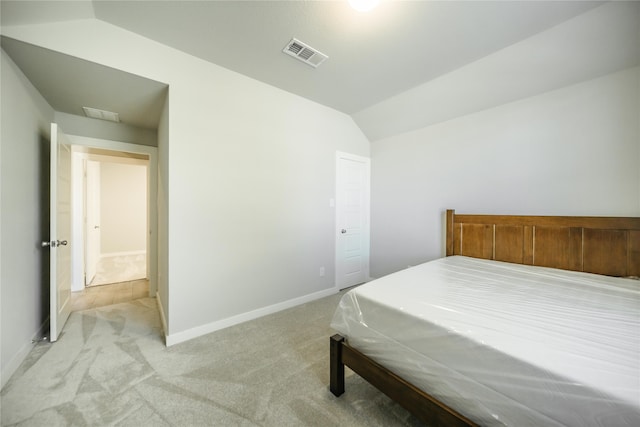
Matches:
[[87, 0, 603, 114], [1, 0, 637, 134]]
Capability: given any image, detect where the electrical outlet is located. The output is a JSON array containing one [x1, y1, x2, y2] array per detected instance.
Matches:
[[319, 266, 325, 277]]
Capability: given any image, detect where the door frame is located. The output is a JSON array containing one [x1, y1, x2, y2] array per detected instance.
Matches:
[[335, 151, 371, 290], [69, 136, 158, 297], [83, 158, 101, 286]]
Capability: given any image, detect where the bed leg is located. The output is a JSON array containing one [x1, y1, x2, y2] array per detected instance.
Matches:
[[330, 334, 345, 396]]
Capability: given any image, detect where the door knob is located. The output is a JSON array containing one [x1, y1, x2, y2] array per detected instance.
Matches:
[[42, 240, 68, 248], [341, 229, 347, 234], [94, 225, 100, 229]]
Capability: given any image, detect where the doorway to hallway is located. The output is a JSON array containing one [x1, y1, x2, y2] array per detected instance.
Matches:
[[82, 155, 149, 288], [67, 136, 158, 306], [70, 146, 151, 312]]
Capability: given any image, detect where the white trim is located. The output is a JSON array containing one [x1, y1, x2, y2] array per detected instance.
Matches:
[[70, 136, 157, 156], [99, 250, 146, 259], [85, 154, 149, 166], [165, 288, 338, 347], [155, 292, 168, 343], [1, 319, 48, 389], [71, 150, 85, 292]]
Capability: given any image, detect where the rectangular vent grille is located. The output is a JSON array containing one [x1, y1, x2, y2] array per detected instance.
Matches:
[[82, 106, 120, 123], [282, 38, 328, 68]]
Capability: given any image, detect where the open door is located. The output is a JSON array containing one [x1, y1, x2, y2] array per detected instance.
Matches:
[[44, 123, 73, 342]]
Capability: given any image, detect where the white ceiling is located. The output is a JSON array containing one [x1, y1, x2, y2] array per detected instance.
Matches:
[[0, 0, 619, 129], [90, 0, 603, 114]]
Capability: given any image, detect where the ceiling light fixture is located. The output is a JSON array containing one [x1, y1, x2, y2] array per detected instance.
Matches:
[[349, 0, 380, 12]]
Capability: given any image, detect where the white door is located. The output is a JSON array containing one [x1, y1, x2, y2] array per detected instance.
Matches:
[[85, 160, 101, 285], [47, 123, 73, 342], [335, 152, 370, 289]]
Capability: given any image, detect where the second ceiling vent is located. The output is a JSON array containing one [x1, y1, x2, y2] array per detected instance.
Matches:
[[282, 38, 328, 68]]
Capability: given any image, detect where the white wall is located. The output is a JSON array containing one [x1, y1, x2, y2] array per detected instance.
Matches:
[[164, 50, 370, 342], [0, 50, 55, 387], [99, 160, 147, 255], [370, 67, 640, 278], [2, 19, 370, 343]]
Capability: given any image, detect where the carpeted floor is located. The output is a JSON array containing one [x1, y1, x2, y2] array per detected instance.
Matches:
[[1, 292, 424, 426]]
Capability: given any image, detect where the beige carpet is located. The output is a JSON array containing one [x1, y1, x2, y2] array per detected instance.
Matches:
[[1, 292, 424, 426]]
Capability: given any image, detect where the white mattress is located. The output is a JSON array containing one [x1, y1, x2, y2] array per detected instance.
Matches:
[[331, 256, 640, 426]]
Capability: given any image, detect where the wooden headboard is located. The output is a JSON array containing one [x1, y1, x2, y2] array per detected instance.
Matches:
[[446, 209, 640, 278]]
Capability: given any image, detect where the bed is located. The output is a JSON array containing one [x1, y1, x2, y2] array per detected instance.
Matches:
[[329, 209, 640, 426]]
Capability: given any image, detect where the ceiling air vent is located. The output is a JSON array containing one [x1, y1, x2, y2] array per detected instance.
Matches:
[[82, 106, 120, 123], [282, 38, 328, 68]]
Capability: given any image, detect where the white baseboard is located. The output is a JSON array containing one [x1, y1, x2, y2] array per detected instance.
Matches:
[[155, 292, 168, 343], [100, 250, 146, 259], [1, 320, 48, 390], [165, 287, 338, 347]]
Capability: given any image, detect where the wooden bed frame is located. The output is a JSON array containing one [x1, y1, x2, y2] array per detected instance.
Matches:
[[330, 209, 640, 426]]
